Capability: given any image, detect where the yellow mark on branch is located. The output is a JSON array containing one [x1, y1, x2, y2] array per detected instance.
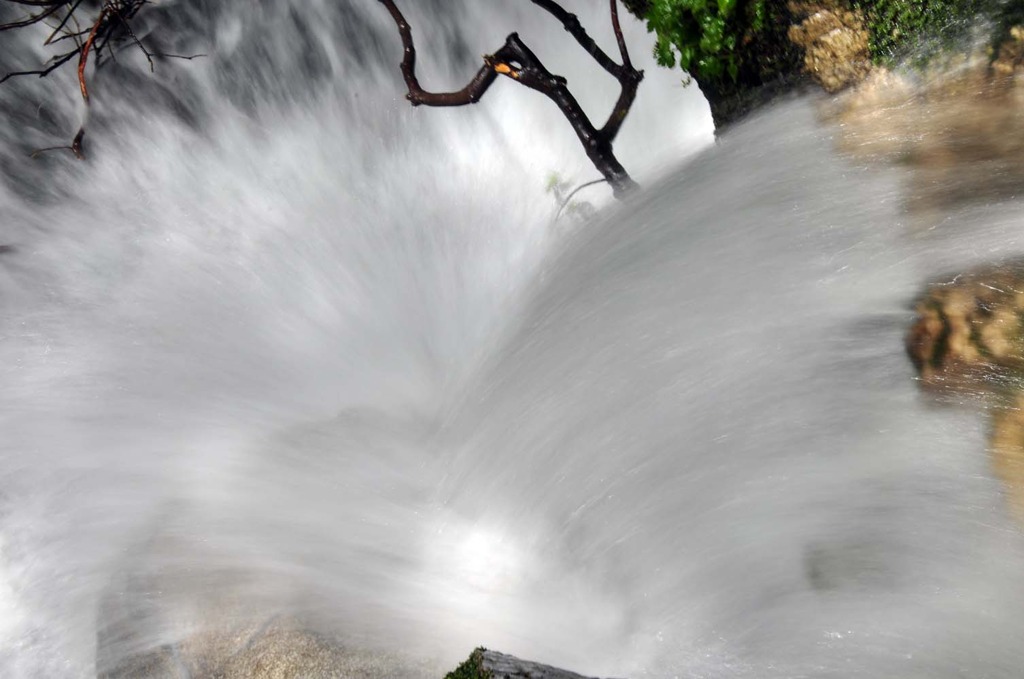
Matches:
[[494, 63, 519, 79]]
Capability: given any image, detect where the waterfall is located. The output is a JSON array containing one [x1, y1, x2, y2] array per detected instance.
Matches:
[[3, 1, 1024, 678]]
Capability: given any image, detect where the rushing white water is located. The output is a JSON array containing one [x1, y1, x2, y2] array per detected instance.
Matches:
[[4, 1, 1024, 678]]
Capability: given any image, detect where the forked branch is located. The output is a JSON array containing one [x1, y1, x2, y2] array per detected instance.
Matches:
[[378, 0, 643, 198], [0, 0, 201, 158]]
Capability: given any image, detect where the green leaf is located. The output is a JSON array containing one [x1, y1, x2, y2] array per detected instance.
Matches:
[[679, 43, 697, 69], [751, 0, 766, 32], [654, 37, 678, 67], [699, 15, 726, 53], [698, 55, 723, 78]]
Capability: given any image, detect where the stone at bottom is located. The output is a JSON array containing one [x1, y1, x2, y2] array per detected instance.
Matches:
[[99, 616, 438, 679]]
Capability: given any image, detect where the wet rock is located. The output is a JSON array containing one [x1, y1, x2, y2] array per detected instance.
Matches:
[[627, 0, 1016, 128], [100, 616, 438, 679], [990, 392, 1024, 519], [907, 262, 1024, 520], [824, 47, 1024, 219], [99, 644, 187, 679], [907, 263, 1024, 387], [445, 648, 607, 679], [992, 25, 1024, 79]]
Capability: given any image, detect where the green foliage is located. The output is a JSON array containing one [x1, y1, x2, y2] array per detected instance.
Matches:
[[639, 0, 998, 82], [645, 0, 763, 81], [852, 0, 998, 64], [444, 648, 492, 679], [631, 0, 1013, 125], [545, 172, 598, 222], [633, 0, 802, 124]]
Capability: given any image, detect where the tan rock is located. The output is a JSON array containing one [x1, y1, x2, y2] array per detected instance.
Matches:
[[788, 1, 871, 92], [990, 393, 1024, 521], [907, 264, 1024, 385], [907, 263, 1024, 520], [825, 49, 1024, 219], [100, 616, 439, 679], [992, 25, 1024, 78]]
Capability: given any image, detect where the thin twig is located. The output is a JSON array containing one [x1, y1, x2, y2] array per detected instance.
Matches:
[[0, 2, 61, 30], [555, 178, 607, 220], [153, 52, 207, 61], [0, 49, 77, 84], [43, 0, 87, 45], [110, 3, 153, 70], [29, 144, 76, 158], [1, 0, 158, 158]]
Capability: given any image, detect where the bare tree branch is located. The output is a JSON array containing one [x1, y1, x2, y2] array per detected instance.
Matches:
[[1, 2, 60, 29], [29, 127, 83, 159], [608, 0, 631, 68], [493, 31, 636, 194], [0, 0, 186, 158], [77, 7, 109, 103], [0, 49, 77, 84], [43, 0, 87, 46], [377, 0, 499, 106], [528, 0, 624, 77], [378, 0, 642, 198], [108, 2, 152, 70]]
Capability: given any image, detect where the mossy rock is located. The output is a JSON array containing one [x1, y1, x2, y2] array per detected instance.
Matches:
[[906, 262, 1024, 523], [445, 648, 492, 679], [907, 261, 1024, 390], [444, 648, 604, 679], [625, 0, 1014, 126]]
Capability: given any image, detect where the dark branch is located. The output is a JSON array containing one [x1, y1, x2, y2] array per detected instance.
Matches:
[[377, 0, 498, 106], [528, 0, 623, 78], [108, 3, 152, 70], [0, 2, 60, 29], [0, 0, 163, 158], [153, 52, 206, 61], [78, 8, 109, 103], [0, 49, 77, 85], [43, 0, 87, 46], [378, 0, 641, 198], [524, 0, 644, 142], [609, 0, 631, 69], [491, 32, 636, 195]]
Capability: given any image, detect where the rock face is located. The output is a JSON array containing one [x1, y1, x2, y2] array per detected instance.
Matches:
[[445, 648, 607, 679], [907, 262, 1024, 386], [907, 263, 1024, 519], [824, 36, 1024, 220], [993, 25, 1024, 78], [990, 392, 1024, 519], [103, 631, 601, 679], [787, 0, 871, 93], [99, 616, 439, 679], [628, 2, 1021, 128]]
